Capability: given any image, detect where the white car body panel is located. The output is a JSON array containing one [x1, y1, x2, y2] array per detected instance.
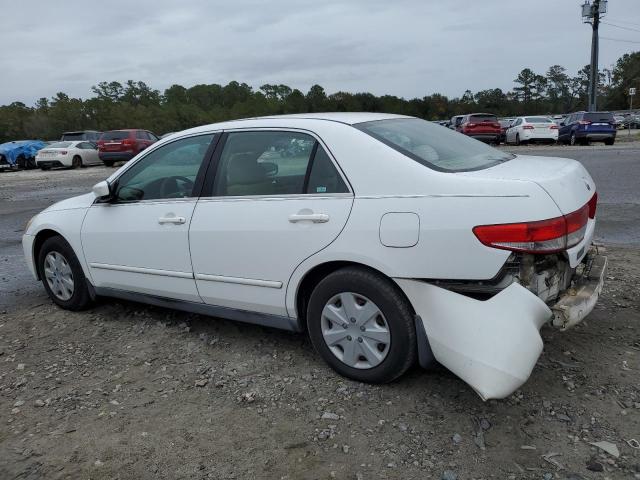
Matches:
[[81, 200, 201, 302], [190, 195, 353, 316], [22, 113, 604, 401], [395, 279, 551, 400]]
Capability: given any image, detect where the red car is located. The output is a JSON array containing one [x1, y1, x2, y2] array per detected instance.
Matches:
[[97, 129, 159, 167], [459, 113, 501, 144]]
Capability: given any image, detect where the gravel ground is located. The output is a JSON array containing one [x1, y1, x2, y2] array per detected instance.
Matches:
[[1, 149, 639, 479]]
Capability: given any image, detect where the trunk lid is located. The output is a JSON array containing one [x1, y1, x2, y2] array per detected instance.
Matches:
[[460, 155, 595, 214]]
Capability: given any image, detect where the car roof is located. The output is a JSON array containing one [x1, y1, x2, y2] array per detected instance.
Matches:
[[62, 130, 100, 134], [242, 112, 412, 125]]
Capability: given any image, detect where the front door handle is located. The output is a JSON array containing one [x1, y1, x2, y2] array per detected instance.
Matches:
[[288, 213, 330, 223], [158, 216, 186, 224]]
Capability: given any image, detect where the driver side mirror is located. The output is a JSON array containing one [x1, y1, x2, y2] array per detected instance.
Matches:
[[92, 180, 113, 200]]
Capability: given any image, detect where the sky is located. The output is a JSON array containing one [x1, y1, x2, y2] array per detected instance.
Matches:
[[2, 0, 640, 106]]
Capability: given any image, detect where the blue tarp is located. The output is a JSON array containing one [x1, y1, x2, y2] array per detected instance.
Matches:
[[0, 140, 46, 166]]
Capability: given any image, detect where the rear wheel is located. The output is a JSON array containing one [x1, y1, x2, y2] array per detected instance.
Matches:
[[307, 267, 417, 384], [102, 160, 114, 167], [37, 236, 92, 311], [604, 138, 615, 146], [40, 166, 51, 171], [72, 156, 82, 169]]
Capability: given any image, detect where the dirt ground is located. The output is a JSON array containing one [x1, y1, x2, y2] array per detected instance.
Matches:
[[1, 151, 639, 479]]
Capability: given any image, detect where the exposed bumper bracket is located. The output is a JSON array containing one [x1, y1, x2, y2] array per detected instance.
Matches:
[[551, 253, 607, 330]]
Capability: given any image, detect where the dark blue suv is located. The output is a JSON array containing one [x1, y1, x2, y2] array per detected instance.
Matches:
[[558, 111, 616, 146]]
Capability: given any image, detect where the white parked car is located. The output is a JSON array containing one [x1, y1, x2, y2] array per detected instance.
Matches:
[[505, 116, 559, 145], [36, 141, 101, 169], [23, 113, 606, 400]]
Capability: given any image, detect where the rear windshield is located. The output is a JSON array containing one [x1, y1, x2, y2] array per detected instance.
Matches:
[[525, 117, 553, 123], [468, 114, 497, 122], [584, 112, 614, 122], [355, 118, 514, 172], [48, 142, 72, 148], [62, 133, 85, 140], [101, 131, 130, 141]]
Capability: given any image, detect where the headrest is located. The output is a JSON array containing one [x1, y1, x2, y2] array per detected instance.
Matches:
[[226, 153, 268, 185]]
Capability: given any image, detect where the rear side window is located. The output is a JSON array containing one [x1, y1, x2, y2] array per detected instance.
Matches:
[[213, 131, 349, 197], [306, 147, 349, 194], [101, 131, 130, 141], [584, 112, 614, 122], [356, 118, 514, 172]]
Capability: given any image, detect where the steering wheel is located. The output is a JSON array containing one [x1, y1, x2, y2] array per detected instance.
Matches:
[[159, 176, 195, 198]]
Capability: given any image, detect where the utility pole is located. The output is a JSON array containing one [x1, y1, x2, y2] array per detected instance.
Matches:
[[582, 0, 607, 111]]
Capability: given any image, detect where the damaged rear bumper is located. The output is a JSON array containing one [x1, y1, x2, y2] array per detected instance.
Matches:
[[394, 252, 607, 401], [551, 254, 607, 330]]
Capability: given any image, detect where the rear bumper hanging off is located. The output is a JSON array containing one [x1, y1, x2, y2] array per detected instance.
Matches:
[[394, 251, 607, 401]]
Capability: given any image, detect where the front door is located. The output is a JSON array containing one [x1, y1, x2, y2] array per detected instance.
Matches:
[[82, 133, 216, 302], [189, 130, 354, 317]]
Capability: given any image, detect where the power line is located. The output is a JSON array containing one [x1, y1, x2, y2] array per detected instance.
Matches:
[[601, 21, 640, 33], [605, 18, 640, 28], [601, 36, 640, 44]]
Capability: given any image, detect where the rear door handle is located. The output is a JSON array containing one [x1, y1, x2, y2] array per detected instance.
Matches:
[[158, 216, 186, 224], [288, 213, 330, 223]]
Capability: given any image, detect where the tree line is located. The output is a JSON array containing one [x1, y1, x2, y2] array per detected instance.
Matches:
[[1, 51, 638, 143]]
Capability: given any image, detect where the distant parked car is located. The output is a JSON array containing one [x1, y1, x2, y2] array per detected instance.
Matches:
[[97, 129, 159, 167], [505, 116, 558, 145], [558, 111, 616, 146], [61, 130, 101, 141], [0, 140, 46, 169], [458, 113, 501, 143], [449, 115, 464, 131], [613, 115, 626, 129], [498, 118, 514, 143], [36, 141, 101, 170], [622, 113, 640, 129]]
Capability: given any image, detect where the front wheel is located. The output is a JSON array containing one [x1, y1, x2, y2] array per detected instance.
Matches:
[[307, 267, 417, 384], [515, 133, 521, 146], [570, 132, 577, 146], [37, 236, 92, 310]]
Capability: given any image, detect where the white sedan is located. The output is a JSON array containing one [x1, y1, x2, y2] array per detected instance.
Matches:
[[505, 116, 559, 145], [23, 113, 606, 400], [36, 141, 101, 169]]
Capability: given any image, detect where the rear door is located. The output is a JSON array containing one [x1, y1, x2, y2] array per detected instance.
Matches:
[[189, 129, 354, 317], [78, 142, 100, 164]]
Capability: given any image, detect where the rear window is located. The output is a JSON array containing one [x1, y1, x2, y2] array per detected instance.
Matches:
[[355, 118, 514, 172], [61, 133, 85, 140], [468, 114, 497, 122], [524, 117, 553, 123], [48, 142, 72, 148], [584, 112, 614, 122], [101, 130, 131, 141]]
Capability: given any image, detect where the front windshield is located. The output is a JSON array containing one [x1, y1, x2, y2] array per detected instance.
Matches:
[[355, 118, 514, 172]]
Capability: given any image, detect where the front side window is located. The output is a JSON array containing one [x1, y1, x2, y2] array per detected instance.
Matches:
[[214, 131, 347, 196], [115, 134, 214, 202], [355, 118, 514, 172]]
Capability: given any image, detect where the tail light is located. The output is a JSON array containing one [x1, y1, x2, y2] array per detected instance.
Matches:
[[466, 123, 476, 128], [522, 125, 534, 130], [588, 191, 597, 218], [123, 138, 134, 146], [473, 197, 595, 254], [550, 125, 559, 130]]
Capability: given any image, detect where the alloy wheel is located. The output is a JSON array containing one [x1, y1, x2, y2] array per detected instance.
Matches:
[[320, 292, 391, 369]]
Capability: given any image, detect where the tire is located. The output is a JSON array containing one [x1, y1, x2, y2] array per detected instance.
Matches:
[[307, 267, 417, 384], [515, 134, 521, 146], [37, 236, 92, 311], [102, 160, 114, 167], [72, 156, 82, 169], [40, 166, 51, 171], [604, 138, 615, 146], [570, 132, 577, 146]]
